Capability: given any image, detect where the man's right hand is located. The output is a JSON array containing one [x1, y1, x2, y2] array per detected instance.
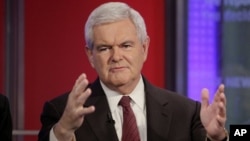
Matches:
[[54, 73, 95, 141]]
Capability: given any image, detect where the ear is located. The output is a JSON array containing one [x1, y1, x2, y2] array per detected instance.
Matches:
[[85, 46, 95, 68], [142, 36, 150, 62]]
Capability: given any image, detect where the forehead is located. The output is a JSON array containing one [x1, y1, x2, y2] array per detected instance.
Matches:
[[92, 19, 138, 42]]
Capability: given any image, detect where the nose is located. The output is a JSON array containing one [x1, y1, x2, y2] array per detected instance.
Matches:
[[111, 46, 122, 62]]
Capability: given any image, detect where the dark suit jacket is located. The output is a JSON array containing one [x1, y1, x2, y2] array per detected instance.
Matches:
[[38, 77, 207, 141], [0, 94, 12, 141]]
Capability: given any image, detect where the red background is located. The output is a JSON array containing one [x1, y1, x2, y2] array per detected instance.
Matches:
[[2, 0, 166, 140]]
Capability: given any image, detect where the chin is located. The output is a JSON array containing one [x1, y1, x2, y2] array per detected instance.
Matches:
[[110, 79, 129, 86]]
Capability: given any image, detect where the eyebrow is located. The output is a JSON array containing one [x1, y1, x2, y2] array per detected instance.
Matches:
[[94, 40, 135, 48], [94, 44, 111, 49], [120, 40, 134, 45]]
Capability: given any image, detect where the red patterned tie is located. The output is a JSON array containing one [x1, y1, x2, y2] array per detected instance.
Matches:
[[119, 96, 140, 141]]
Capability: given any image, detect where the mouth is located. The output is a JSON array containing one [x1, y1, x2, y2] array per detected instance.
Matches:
[[109, 66, 127, 72]]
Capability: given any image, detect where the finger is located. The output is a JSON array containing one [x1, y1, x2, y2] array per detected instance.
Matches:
[[72, 73, 87, 92], [201, 88, 210, 109], [76, 105, 95, 117], [77, 88, 92, 105], [218, 101, 226, 117], [75, 73, 87, 85], [75, 78, 89, 96], [215, 84, 225, 100], [216, 114, 226, 127], [68, 75, 89, 111], [82, 106, 95, 115], [213, 84, 223, 103], [219, 92, 226, 106], [218, 84, 226, 104], [218, 84, 225, 93], [71, 74, 87, 97]]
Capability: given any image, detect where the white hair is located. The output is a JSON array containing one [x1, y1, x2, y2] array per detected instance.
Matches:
[[84, 2, 148, 49]]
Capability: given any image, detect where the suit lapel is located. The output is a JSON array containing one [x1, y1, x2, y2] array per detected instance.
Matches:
[[84, 79, 119, 141], [144, 78, 172, 141]]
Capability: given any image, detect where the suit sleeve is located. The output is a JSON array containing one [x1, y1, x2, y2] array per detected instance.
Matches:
[[0, 95, 13, 141], [38, 101, 63, 141], [191, 101, 207, 141]]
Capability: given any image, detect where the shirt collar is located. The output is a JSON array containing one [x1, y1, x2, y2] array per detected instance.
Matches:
[[100, 76, 145, 113]]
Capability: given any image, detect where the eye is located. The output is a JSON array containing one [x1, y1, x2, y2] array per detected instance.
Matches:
[[121, 44, 132, 49], [97, 46, 111, 52], [99, 47, 108, 51]]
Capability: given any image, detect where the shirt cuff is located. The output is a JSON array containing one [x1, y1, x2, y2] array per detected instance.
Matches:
[[49, 126, 76, 141]]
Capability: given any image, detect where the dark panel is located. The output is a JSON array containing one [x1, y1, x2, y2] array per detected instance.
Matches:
[[165, 0, 176, 91]]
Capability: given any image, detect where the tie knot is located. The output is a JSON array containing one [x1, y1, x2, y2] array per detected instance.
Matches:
[[119, 96, 131, 107]]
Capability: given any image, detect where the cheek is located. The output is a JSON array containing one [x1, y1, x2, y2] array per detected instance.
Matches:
[[127, 55, 143, 69], [134, 53, 146, 69], [93, 56, 108, 69], [135, 50, 146, 62]]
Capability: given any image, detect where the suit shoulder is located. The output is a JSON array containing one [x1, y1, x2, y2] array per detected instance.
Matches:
[[151, 86, 199, 106], [49, 92, 70, 104], [166, 89, 197, 103], [143, 77, 197, 104], [0, 94, 10, 110], [0, 94, 8, 101]]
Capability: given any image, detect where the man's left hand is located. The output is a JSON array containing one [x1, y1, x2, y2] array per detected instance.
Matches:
[[200, 84, 227, 141]]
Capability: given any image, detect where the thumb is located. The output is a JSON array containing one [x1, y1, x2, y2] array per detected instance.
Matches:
[[201, 88, 210, 110]]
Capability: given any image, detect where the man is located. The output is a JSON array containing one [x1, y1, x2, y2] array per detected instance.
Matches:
[[0, 94, 13, 141], [38, 2, 228, 141]]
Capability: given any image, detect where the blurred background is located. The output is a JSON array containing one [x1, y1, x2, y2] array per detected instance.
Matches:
[[0, 0, 250, 140]]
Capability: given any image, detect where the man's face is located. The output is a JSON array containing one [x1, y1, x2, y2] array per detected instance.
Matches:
[[86, 18, 149, 93]]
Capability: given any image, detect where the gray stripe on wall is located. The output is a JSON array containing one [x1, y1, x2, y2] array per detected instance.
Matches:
[[5, 0, 25, 140]]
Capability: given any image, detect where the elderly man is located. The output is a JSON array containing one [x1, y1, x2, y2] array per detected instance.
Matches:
[[38, 2, 228, 141]]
